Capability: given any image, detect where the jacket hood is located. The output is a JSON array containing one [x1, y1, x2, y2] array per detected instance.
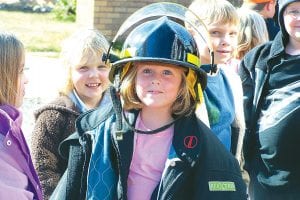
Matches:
[[0, 104, 22, 136], [278, 0, 300, 42], [34, 96, 79, 119]]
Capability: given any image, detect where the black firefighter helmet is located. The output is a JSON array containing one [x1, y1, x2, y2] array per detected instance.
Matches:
[[105, 2, 210, 90], [108, 16, 207, 89]]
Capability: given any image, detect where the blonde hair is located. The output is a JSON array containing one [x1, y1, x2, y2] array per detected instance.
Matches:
[[188, 0, 239, 26], [235, 8, 269, 59], [0, 31, 24, 106], [120, 62, 198, 117], [59, 29, 110, 96]]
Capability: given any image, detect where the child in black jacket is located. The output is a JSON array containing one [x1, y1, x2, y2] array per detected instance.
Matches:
[[239, 0, 300, 198]]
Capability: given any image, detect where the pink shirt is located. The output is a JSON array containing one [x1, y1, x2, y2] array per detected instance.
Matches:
[[127, 114, 174, 200]]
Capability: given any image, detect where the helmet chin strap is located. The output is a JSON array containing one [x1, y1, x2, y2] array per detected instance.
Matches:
[[110, 72, 125, 140], [210, 51, 217, 75], [102, 41, 113, 64], [102, 41, 119, 64], [122, 110, 179, 135]]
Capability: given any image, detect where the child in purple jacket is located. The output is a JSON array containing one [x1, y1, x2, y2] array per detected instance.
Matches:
[[0, 31, 43, 200]]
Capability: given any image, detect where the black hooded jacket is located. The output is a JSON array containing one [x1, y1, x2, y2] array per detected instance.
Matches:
[[239, 0, 300, 196]]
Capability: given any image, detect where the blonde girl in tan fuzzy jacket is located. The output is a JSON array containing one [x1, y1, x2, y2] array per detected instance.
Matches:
[[31, 29, 111, 199]]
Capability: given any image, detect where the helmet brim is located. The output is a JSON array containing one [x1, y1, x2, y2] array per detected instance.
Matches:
[[109, 57, 207, 90]]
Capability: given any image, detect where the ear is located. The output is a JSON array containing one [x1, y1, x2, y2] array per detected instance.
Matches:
[[265, 1, 275, 11]]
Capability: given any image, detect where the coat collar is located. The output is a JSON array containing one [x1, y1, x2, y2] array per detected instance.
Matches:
[[113, 112, 202, 168], [0, 104, 22, 136], [75, 90, 114, 134], [251, 31, 286, 73], [269, 31, 286, 57]]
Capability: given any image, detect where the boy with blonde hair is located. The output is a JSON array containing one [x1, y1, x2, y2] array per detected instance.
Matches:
[[188, 0, 245, 165]]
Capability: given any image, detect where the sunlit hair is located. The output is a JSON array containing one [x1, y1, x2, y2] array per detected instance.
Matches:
[[59, 29, 110, 96], [235, 8, 269, 59], [188, 0, 239, 26], [0, 31, 24, 106], [120, 62, 198, 117]]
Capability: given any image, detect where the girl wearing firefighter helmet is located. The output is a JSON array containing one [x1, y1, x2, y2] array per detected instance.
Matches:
[[87, 3, 247, 199], [52, 3, 247, 200]]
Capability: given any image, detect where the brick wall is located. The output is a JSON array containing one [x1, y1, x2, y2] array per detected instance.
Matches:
[[76, 0, 242, 41], [77, 0, 192, 41]]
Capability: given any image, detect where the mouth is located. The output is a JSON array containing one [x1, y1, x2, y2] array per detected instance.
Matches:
[[147, 90, 163, 94], [85, 83, 101, 88], [217, 50, 231, 54]]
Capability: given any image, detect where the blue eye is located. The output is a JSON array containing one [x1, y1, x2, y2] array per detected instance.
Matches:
[[143, 68, 152, 74], [210, 31, 221, 37], [162, 70, 172, 75]]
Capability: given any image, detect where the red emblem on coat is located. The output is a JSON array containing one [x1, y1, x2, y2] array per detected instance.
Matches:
[[184, 136, 198, 149]]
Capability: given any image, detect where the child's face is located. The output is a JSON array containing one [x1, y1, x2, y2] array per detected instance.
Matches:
[[71, 53, 110, 108], [135, 63, 184, 111], [16, 54, 28, 108], [198, 22, 238, 65], [283, 2, 300, 42]]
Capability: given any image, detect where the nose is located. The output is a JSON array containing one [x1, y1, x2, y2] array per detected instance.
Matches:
[[151, 74, 161, 85], [220, 35, 230, 46], [88, 68, 98, 77], [151, 79, 160, 85]]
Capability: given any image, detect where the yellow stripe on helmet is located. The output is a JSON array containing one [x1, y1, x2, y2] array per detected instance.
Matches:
[[187, 53, 200, 67], [121, 48, 136, 58]]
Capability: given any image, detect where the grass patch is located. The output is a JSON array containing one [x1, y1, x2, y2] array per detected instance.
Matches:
[[0, 10, 76, 53]]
